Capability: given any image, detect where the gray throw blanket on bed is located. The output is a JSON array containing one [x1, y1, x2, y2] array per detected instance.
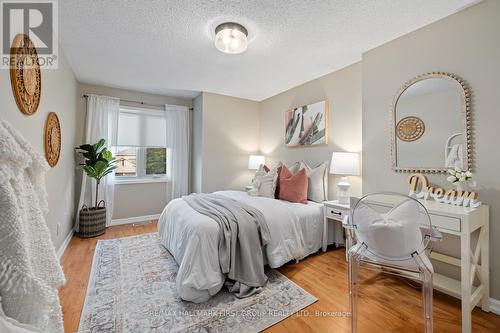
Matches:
[[183, 193, 271, 297]]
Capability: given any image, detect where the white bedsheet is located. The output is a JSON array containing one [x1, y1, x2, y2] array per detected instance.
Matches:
[[157, 190, 324, 302]]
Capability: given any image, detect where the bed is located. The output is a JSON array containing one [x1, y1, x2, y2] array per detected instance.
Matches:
[[157, 190, 325, 303]]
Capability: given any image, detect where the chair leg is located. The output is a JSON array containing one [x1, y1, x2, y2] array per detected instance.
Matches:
[[348, 245, 366, 333], [414, 255, 434, 333], [422, 269, 433, 333]]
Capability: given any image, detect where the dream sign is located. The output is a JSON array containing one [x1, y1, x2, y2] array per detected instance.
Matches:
[[408, 174, 481, 208]]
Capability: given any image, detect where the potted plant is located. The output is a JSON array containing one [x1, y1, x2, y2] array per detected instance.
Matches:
[[446, 166, 474, 192], [75, 139, 116, 238]]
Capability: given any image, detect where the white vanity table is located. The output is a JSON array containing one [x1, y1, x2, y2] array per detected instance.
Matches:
[[371, 199, 489, 333], [328, 197, 490, 333]]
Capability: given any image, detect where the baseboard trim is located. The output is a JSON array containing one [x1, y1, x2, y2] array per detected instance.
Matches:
[[490, 298, 500, 315], [57, 229, 74, 261], [111, 214, 160, 226]]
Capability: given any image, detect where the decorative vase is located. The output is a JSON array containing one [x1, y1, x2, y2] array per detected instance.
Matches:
[[79, 200, 107, 238], [455, 180, 476, 193], [455, 182, 465, 192]]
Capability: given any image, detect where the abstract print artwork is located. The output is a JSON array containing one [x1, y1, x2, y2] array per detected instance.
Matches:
[[285, 100, 328, 147]]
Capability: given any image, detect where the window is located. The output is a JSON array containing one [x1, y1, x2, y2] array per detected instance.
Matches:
[[115, 147, 168, 181], [146, 148, 167, 175], [115, 147, 137, 176], [113, 106, 169, 183]]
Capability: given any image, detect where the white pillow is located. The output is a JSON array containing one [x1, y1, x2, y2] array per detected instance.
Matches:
[[300, 161, 328, 203], [249, 164, 278, 198], [354, 200, 423, 259], [288, 161, 301, 174]]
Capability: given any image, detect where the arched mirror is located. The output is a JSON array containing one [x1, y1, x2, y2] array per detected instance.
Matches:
[[390, 72, 471, 173]]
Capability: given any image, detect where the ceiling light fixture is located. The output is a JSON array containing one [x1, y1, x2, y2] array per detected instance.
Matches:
[[214, 22, 248, 54]]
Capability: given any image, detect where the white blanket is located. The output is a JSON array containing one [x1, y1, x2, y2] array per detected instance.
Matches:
[[158, 190, 323, 302], [0, 119, 65, 333]]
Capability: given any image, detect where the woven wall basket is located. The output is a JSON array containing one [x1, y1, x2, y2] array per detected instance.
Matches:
[[79, 200, 107, 238]]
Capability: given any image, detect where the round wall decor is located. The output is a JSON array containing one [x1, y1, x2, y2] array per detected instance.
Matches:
[[10, 34, 41, 116], [44, 112, 61, 167], [396, 116, 425, 142]]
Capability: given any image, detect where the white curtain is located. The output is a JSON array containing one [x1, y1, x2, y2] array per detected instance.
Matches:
[[165, 104, 189, 199], [75, 95, 120, 230]]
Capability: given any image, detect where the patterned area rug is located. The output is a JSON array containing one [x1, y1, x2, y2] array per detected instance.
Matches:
[[78, 233, 317, 333]]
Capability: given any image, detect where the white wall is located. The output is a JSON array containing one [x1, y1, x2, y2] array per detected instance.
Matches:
[[259, 63, 362, 200], [362, 0, 500, 299], [0, 47, 78, 250], [77, 83, 193, 220]]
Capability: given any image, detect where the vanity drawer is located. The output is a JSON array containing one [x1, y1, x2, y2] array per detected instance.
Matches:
[[430, 214, 461, 232], [326, 207, 348, 221]]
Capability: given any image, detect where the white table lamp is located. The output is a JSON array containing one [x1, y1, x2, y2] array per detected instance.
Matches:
[[330, 152, 360, 205], [248, 155, 265, 170]]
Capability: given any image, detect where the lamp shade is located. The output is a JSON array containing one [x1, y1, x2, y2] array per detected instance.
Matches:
[[330, 152, 360, 175], [248, 155, 265, 170]]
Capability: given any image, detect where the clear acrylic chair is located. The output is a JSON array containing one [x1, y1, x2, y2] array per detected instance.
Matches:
[[342, 192, 442, 333]]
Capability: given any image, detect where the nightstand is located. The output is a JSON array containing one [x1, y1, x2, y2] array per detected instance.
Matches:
[[323, 200, 350, 254]]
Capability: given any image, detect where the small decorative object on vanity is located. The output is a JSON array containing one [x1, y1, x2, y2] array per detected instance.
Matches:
[[446, 166, 474, 191], [75, 139, 117, 238], [44, 112, 61, 167], [330, 152, 360, 205], [408, 173, 480, 208]]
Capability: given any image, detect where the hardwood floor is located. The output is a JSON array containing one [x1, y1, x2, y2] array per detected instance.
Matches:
[[59, 222, 500, 333]]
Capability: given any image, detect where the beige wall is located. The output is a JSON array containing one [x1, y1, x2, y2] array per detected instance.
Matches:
[[191, 94, 203, 193], [112, 182, 168, 219], [259, 63, 362, 200], [77, 83, 192, 220], [362, 0, 500, 298], [0, 47, 79, 251], [193, 92, 261, 193]]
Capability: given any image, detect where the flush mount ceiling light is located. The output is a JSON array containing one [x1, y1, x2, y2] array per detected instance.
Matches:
[[214, 22, 248, 54]]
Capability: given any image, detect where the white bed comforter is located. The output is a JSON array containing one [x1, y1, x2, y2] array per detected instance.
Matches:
[[158, 190, 323, 302]]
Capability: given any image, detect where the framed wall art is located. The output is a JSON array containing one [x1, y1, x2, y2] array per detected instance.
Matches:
[[285, 100, 328, 147]]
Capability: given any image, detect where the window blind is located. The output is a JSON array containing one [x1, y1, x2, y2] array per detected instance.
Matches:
[[116, 108, 166, 147]]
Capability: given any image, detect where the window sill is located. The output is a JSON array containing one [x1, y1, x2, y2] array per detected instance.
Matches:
[[114, 177, 170, 185]]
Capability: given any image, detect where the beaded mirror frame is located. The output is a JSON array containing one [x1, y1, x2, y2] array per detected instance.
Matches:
[[390, 72, 472, 174]]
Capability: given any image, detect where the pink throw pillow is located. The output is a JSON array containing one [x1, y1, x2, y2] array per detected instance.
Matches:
[[279, 166, 308, 204], [274, 165, 283, 198]]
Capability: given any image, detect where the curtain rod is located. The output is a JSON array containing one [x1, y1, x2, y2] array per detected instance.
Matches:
[[82, 94, 193, 110]]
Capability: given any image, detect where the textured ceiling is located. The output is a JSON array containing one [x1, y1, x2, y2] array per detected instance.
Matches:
[[59, 0, 479, 101]]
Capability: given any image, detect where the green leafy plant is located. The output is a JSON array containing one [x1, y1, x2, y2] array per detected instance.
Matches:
[[75, 139, 117, 208]]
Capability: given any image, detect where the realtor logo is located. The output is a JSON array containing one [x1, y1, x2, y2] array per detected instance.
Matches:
[[1, 0, 58, 68]]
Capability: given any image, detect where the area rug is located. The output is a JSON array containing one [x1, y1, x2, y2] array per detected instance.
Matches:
[[78, 233, 317, 333]]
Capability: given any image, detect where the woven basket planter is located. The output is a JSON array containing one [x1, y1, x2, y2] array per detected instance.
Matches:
[[79, 200, 107, 238]]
